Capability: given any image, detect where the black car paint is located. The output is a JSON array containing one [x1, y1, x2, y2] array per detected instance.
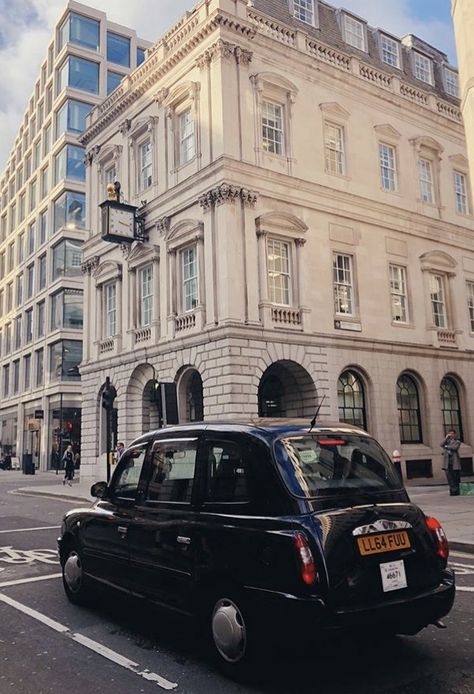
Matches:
[[58, 422, 455, 637]]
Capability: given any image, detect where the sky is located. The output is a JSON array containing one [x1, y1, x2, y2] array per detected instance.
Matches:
[[0, 0, 455, 170]]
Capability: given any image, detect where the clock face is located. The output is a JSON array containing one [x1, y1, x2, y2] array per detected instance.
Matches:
[[109, 206, 135, 239]]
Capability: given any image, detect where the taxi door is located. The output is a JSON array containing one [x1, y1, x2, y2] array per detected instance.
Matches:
[[127, 433, 202, 613]]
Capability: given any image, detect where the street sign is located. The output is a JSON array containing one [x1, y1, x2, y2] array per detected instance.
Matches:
[[34, 410, 44, 419]]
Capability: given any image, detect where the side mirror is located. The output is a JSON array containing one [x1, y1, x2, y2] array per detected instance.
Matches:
[[91, 481, 108, 499]]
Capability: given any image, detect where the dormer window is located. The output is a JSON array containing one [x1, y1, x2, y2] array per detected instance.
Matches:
[[380, 34, 400, 69], [292, 0, 315, 26], [444, 68, 459, 98], [413, 52, 433, 85], [342, 14, 366, 52]]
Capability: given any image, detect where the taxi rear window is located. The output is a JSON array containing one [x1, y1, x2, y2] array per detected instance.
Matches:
[[274, 434, 401, 499]]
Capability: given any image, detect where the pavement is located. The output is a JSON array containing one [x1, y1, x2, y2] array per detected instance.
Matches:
[[3, 469, 473, 552]]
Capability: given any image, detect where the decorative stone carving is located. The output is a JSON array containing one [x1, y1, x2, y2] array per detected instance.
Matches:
[[156, 216, 171, 234], [154, 87, 170, 106], [81, 256, 100, 274], [118, 118, 131, 135], [199, 184, 259, 210]]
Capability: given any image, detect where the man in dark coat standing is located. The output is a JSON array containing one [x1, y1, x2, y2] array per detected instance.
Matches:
[[441, 430, 461, 496]]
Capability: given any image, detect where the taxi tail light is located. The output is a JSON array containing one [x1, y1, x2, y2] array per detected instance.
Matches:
[[294, 532, 317, 585], [425, 516, 449, 561]]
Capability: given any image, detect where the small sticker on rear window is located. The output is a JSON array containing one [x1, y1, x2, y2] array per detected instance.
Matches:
[[299, 449, 318, 464]]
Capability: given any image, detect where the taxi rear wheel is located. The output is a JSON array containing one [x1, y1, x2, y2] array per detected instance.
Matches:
[[62, 546, 90, 605], [208, 592, 257, 678]]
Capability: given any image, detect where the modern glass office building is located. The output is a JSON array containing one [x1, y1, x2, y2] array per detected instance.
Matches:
[[0, 1, 150, 471]]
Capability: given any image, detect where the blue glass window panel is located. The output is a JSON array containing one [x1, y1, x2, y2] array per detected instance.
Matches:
[[56, 145, 85, 182], [107, 71, 124, 96], [69, 13, 100, 51], [137, 47, 146, 66], [107, 32, 130, 67], [68, 57, 99, 94], [54, 192, 86, 233]]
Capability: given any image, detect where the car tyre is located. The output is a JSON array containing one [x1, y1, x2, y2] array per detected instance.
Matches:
[[207, 592, 257, 679], [61, 546, 90, 605]]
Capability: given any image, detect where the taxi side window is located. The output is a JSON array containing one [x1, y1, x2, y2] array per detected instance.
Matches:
[[205, 441, 250, 503], [111, 446, 148, 499], [146, 438, 198, 503]]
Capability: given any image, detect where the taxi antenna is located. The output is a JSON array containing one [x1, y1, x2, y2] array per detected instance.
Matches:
[[309, 394, 326, 433]]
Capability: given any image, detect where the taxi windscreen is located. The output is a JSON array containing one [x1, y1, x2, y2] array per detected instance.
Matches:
[[274, 434, 402, 498]]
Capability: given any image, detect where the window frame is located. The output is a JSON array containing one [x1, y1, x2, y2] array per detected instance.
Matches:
[[397, 373, 423, 444], [142, 436, 200, 506], [380, 34, 400, 69], [266, 237, 292, 306], [429, 273, 447, 328], [261, 99, 285, 156], [292, 0, 316, 26], [379, 142, 398, 192], [333, 252, 356, 317], [138, 265, 153, 328], [181, 244, 199, 314], [419, 157, 434, 204], [324, 121, 345, 176], [454, 170, 469, 215], [342, 13, 367, 52], [389, 264, 409, 324], [444, 67, 459, 98], [104, 281, 117, 338], [413, 51, 433, 85]]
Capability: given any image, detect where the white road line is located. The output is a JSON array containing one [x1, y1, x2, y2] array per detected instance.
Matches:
[[0, 591, 178, 690], [451, 551, 474, 559], [0, 573, 62, 588], [457, 587, 474, 592], [0, 525, 60, 534], [450, 561, 474, 570]]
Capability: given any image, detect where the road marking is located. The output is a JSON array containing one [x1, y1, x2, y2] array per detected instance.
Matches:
[[450, 561, 474, 571], [0, 525, 60, 534], [0, 573, 61, 588], [457, 587, 474, 592], [0, 591, 178, 690], [451, 551, 474, 559]]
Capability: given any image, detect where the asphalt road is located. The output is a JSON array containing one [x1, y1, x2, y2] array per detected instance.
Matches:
[[1, 472, 474, 694]]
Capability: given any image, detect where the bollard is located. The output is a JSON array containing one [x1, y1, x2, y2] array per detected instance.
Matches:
[[392, 449, 402, 482]]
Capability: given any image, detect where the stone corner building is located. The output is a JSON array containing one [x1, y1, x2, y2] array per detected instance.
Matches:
[[81, 0, 474, 484]]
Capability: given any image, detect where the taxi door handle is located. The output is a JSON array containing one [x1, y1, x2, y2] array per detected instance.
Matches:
[[117, 526, 128, 537], [177, 535, 191, 545]]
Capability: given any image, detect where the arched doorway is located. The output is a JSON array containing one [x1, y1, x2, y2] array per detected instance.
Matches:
[[177, 368, 204, 423], [258, 361, 317, 418]]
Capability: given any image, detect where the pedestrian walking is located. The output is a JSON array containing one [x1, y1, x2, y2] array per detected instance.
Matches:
[[441, 429, 461, 496], [115, 441, 125, 464], [62, 445, 75, 486]]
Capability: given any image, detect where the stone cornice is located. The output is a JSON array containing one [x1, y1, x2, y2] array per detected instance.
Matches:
[[81, 10, 256, 146]]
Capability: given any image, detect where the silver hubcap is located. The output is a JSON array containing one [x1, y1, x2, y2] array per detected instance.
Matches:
[[64, 552, 82, 593], [212, 598, 247, 663]]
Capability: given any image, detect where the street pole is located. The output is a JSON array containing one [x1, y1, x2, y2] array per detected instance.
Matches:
[[102, 377, 117, 483]]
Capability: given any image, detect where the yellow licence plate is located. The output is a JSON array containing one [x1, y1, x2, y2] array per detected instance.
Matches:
[[357, 531, 411, 556]]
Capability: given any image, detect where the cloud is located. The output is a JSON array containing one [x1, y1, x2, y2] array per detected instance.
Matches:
[[0, 0, 456, 170]]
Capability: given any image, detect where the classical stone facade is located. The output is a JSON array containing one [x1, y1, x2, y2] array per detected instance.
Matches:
[[81, 0, 474, 484]]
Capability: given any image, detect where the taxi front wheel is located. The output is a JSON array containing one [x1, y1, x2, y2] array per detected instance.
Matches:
[[62, 546, 90, 605]]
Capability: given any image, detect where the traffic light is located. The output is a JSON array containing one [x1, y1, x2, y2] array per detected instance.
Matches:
[[151, 379, 160, 404], [102, 381, 117, 410]]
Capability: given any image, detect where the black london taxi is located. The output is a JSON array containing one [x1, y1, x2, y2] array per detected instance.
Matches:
[[58, 420, 455, 674]]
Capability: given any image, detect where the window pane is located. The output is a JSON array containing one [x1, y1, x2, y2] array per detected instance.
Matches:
[[454, 172, 469, 215], [52, 239, 83, 280], [146, 439, 197, 503], [54, 191, 86, 232], [182, 246, 198, 312], [107, 32, 130, 67], [389, 264, 408, 323], [179, 110, 195, 165], [381, 35, 399, 68], [325, 122, 344, 175], [379, 143, 397, 191], [419, 158, 433, 203], [262, 101, 284, 155], [107, 71, 124, 95], [333, 253, 354, 315], [430, 274, 446, 328], [344, 15, 365, 51], [61, 13, 99, 51], [293, 0, 314, 24], [66, 57, 99, 94], [397, 375, 422, 443], [267, 239, 290, 305], [137, 47, 146, 66], [414, 53, 432, 84]]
